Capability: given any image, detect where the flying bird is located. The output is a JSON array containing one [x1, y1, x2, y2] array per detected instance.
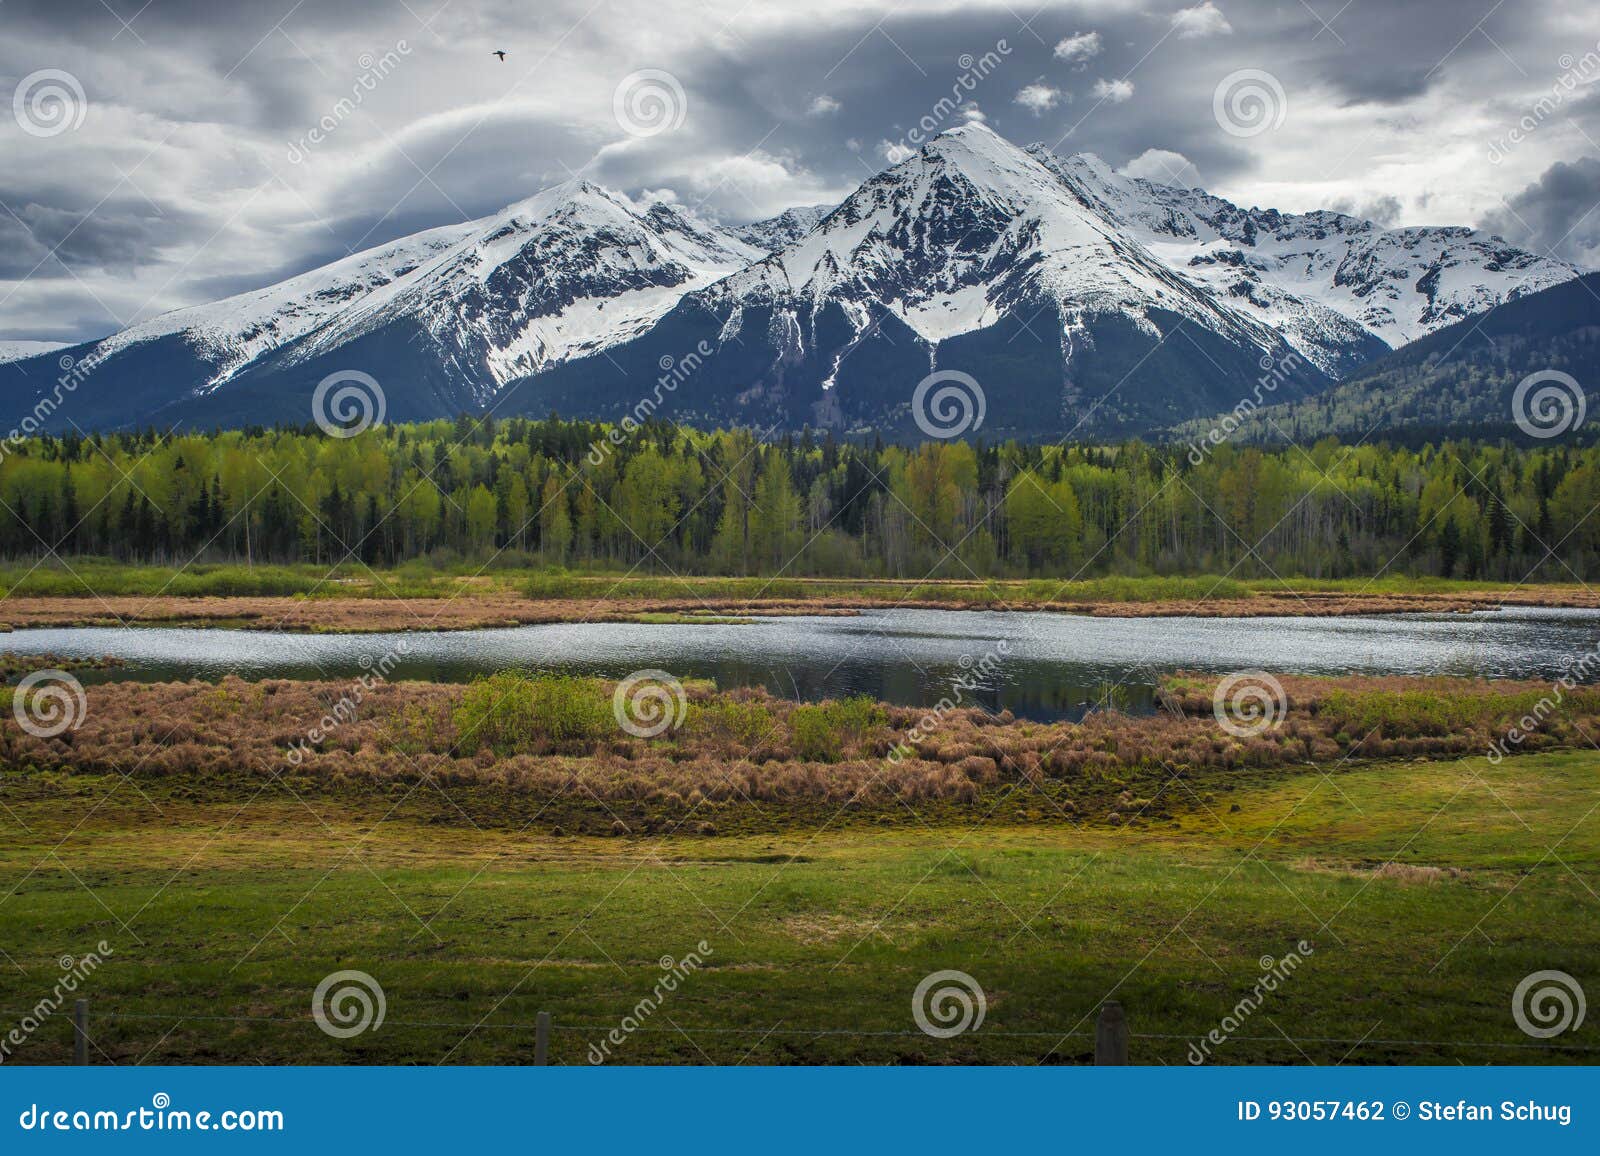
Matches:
[[492, 50, 507, 61]]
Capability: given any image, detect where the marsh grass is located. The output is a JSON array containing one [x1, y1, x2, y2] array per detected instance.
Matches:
[[8, 671, 1600, 838], [452, 672, 612, 754]]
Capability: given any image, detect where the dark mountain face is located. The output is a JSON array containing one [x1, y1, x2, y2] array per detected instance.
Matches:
[[1174, 273, 1600, 444], [508, 293, 1325, 442]]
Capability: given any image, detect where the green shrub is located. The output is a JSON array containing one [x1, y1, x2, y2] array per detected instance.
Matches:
[[789, 696, 886, 762], [692, 699, 776, 746], [789, 706, 841, 762], [453, 672, 609, 754]]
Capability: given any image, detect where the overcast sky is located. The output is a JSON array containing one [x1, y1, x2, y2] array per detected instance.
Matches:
[[3, 0, 1599, 344]]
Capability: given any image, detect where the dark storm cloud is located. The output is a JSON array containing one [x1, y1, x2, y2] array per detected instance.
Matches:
[[3, 0, 1598, 342], [585, 5, 1262, 210], [582, 0, 1589, 218], [0, 197, 204, 276], [1482, 157, 1600, 267]]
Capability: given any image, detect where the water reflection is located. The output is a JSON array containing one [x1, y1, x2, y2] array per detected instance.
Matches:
[[0, 607, 1595, 724]]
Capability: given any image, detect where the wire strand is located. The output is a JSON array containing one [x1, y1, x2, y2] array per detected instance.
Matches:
[[8, 1008, 1598, 1051]]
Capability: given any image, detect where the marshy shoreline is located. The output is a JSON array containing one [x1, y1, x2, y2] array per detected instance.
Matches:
[[5, 670, 1595, 836], [1, 579, 1598, 633]]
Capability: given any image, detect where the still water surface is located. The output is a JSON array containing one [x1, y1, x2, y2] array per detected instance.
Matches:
[[2, 608, 1597, 722]]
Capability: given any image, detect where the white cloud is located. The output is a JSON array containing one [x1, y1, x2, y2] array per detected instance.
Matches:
[[1014, 82, 1063, 116], [1171, 2, 1233, 39], [680, 150, 835, 215], [4, 0, 1592, 343], [879, 139, 914, 163], [1053, 31, 1103, 64], [960, 104, 987, 123], [1092, 78, 1135, 104], [1120, 148, 1201, 187]]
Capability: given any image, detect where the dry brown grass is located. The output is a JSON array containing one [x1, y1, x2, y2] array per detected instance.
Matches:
[[2, 584, 1598, 632], [8, 669, 1600, 835]]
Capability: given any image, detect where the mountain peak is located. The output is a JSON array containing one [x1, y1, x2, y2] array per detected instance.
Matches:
[[922, 119, 1032, 169], [490, 177, 635, 227], [3, 121, 1579, 439], [935, 119, 1000, 140]]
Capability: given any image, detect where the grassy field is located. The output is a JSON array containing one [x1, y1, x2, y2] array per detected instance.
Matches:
[[0, 748, 1595, 1065], [2, 562, 1597, 634], [2, 560, 1595, 608]]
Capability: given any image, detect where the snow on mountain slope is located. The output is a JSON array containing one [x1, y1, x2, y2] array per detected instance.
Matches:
[[730, 205, 834, 252], [91, 224, 476, 388], [704, 122, 1289, 384], [497, 122, 1329, 438], [42, 182, 758, 408], [0, 341, 66, 365], [1038, 149, 1576, 367], [281, 181, 761, 399], [6, 121, 1579, 439]]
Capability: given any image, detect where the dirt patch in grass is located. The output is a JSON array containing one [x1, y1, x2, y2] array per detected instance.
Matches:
[[779, 913, 893, 945], [1292, 858, 1469, 885]]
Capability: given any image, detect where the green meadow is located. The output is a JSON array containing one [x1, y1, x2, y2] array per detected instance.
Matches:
[[1, 749, 1594, 1065]]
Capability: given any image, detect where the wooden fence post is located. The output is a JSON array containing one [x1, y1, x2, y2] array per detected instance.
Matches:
[[1094, 1000, 1128, 1065], [73, 999, 89, 1065], [534, 1011, 550, 1066]]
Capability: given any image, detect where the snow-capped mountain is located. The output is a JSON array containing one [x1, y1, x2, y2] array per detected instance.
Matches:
[[719, 122, 1300, 371], [0, 341, 66, 365], [510, 122, 1330, 435], [0, 122, 1577, 438], [1039, 150, 1574, 373], [84, 223, 475, 391], [0, 183, 762, 429], [264, 181, 762, 407]]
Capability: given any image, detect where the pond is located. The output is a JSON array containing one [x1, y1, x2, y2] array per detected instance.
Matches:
[[2, 607, 1597, 722]]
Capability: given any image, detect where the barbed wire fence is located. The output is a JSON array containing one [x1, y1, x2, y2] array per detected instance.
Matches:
[[6, 999, 1596, 1067]]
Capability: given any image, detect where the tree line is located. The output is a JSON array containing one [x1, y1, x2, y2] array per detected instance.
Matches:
[[1, 414, 1597, 581]]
